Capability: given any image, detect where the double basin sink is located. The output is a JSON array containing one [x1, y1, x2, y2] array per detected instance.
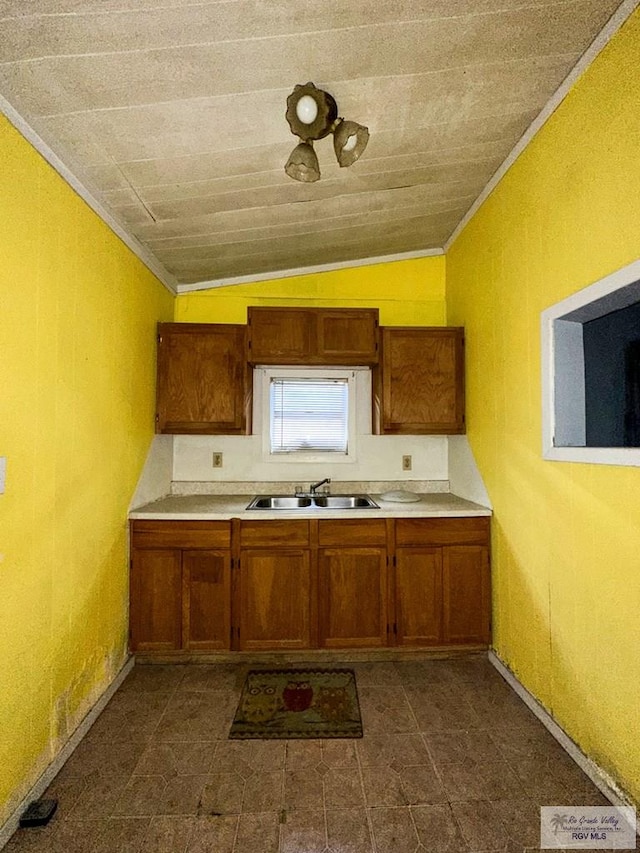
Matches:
[[247, 494, 378, 510]]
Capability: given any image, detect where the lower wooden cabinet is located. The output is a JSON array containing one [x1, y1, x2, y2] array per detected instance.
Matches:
[[183, 550, 231, 651], [395, 547, 442, 646], [317, 518, 388, 648], [129, 515, 490, 654], [237, 519, 315, 651], [238, 549, 313, 651], [443, 545, 490, 644], [319, 547, 387, 648], [393, 517, 491, 647], [130, 521, 232, 653], [130, 548, 183, 652]]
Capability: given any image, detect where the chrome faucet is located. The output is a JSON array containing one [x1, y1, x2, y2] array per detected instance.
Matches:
[[309, 477, 331, 495]]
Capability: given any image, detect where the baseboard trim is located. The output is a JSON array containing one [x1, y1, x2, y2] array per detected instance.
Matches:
[[488, 650, 637, 812], [0, 656, 135, 851]]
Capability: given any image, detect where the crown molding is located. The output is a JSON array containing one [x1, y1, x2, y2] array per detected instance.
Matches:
[[443, 0, 640, 253], [176, 247, 444, 293], [1, 96, 178, 294]]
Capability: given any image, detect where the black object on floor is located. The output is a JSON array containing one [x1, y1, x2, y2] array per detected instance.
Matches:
[[19, 799, 58, 828]]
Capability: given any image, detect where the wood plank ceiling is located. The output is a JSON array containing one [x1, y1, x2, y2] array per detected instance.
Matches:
[[0, 0, 624, 288]]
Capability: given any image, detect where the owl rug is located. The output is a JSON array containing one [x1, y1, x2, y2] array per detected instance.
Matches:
[[229, 668, 363, 739]]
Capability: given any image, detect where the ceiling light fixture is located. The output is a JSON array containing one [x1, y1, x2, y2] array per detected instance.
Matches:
[[284, 82, 369, 183]]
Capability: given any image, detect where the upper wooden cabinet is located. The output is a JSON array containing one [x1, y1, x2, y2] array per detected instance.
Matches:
[[156, 323, 251, 434], [247, 307, 379, 365], [373, 327, 465, 434]]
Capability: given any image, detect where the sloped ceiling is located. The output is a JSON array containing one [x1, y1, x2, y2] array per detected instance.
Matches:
[[0, 0, 626, 290]]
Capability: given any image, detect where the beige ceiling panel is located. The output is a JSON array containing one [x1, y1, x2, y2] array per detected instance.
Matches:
[[129, 180, 485, 241], [141, 158, 495, 222], [0, 0, 235, 14], [132, 185, 484, 238], [1, 0, 626, 285], [120, 143, 294, 187], [145, 197, 476, 250], [127, 139, 510, 204], [4, 0, 613, 61], [153, 203, 470, 256], [98, 186, 144, 207], [172, 230, 455, 282], [1, 1, 617, 116], [24, 113, 114, 165], [42, 93, 289, 162], [114, 204, 158, 228], [120, 110, 537, 191], [134, 151, 500, 206], [0, 0, 602, 20], [83, 163, 135, 192], [134, 170, 290, 205], [0, 0, 581, 62], [362, 109, 540, 161]]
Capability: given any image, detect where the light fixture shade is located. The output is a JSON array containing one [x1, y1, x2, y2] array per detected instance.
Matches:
[[285, 82, 338, 141], [284, 141, 321, 182], [333, 119, 370, 167]]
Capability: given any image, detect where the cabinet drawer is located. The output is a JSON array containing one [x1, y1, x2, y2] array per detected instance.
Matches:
[[318, 519, 387, 547], [240, 520, 310, 547], [395, 517, 489, 547], [131, 520, 231, 550]]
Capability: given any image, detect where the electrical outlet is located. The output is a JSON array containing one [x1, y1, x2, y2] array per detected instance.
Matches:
[[402, 455, 412, 471], [212, 452, 223, 468]]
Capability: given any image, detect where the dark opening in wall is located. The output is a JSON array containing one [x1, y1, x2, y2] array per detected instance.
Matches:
[[583, 302, 640, 447]]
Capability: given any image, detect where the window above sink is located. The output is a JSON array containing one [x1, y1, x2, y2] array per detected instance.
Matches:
[[255, 367, 366, 465]]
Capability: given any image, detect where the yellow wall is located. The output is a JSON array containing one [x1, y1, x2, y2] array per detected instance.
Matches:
[[0, 117, 174, 824], [446, 10, 640, 803], [175, 256, 446, 325]]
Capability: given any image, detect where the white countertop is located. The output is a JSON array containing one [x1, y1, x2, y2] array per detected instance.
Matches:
[[130, 492, 491, 521]]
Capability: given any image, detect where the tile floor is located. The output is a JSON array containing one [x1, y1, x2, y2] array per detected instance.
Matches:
[[6, 655, 610, 853]]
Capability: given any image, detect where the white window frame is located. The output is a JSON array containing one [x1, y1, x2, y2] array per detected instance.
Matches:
[[254, 367, 361, 464], [541, 258, 640, 467]]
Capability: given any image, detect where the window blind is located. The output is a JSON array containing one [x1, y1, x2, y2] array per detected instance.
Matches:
[[270, 377, 349, 453]]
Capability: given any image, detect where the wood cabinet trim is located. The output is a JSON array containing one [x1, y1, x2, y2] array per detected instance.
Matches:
[[318, 518, 387, 546], [395, 517, 489, 547], [239, 520, 310, 547], [131, 520, 231, 550]]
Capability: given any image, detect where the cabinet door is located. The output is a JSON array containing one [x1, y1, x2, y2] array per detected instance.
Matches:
[[319, 547, 387, 648], [316, 309, 379, 364], [183, 550, 231, 651], [395, 547, 442, 646], [374, 327, 465, 434], [156, 323, 250, 434], [130, 549, 182, 651], [239, 549, 312, 650], [248, 308, 314, 364], [443, 546, 490, 644], [248, 307, 379, 365]]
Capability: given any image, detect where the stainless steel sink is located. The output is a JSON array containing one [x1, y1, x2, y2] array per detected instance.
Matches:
[[246, 494, 378, 510], [312, 495, 378, 509], [247, 496, 313, 509]]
